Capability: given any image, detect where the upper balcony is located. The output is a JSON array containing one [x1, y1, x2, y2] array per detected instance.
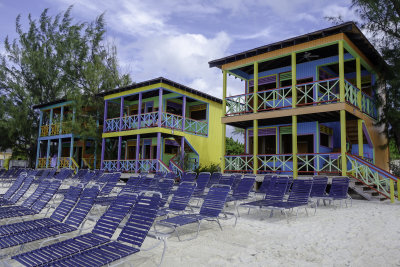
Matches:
[[40, 122, 71, 137], [225, 77, 377, 119]]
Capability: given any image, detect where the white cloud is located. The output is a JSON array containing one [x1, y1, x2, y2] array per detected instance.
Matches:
[[322, 4, 358, 22]]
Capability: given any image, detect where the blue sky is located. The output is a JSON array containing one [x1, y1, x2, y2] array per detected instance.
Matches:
[[0, 0, 359, 99]]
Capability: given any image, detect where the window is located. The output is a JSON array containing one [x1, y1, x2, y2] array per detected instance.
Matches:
[[320, 133, 330, 147], [165, 144, 178, 154]]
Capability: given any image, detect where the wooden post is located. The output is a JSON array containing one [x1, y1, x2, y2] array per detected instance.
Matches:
[[158, 88, 163, 127], [339, 40, 345, 102], [100, 138, 105, 170], [340, 110, 347, 175], [253, 62, 259, 174], [221, 70, 227, 173], [135, 134, 140, 173], [291, 52, 298, 178]]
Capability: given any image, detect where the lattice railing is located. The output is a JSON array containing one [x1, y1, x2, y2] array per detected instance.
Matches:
[[184, 118, 207, 136], [40, 125, 49, 137], [224, 155, 254, 172], [257, 86, 292, 111], [225, 93, 253, 115], [162, 112, 183, 130], [105, 117, 121, 132], [297, 153, 341, 174], [257, 154, 293, 173], [140, 112, 159, 128], [361, 92, 378, 119], [344, 80, 360, 107], [121, 115, 139, 131], [38, 158, 47, 168], [103, 159, 171, 173]]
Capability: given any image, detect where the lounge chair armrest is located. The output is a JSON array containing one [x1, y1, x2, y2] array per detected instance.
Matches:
[[220, 212, 238, 227], [40, 235, 68, 248]]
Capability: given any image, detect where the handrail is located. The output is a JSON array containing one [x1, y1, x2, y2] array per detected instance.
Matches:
[[347, 153, 397, 181]]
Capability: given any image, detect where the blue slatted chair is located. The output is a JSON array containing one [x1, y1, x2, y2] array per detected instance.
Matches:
[[181, 172, 197, 183], [193, 172, 210, 197], [314, 177, 351, 207], [99, 173, 121, 196], [218, 175, 235, 187], [157, 178, 175, 208], [285, 176, 294, 194], [310, 176, 328, 198], [156, 184, 231, 241], [164, 172, 176, 180], [231, 174, 243, 190], [0, 187, 100, 252], [227, 177, 255, 202], [261, 179, 313, 222], [157, 182, 196, 217], [12, 192, 157, 267], [207, 172, 222, 188], [0, 186, 82, 237], [257, 174, 274, 194], [95, 176, 142, 205], [0, 173, 29, 206], [0, 176, 37, 210]]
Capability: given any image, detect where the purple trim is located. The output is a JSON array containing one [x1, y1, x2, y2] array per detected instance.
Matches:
[[249, 76, 276, 87], [119, 97, 124, 130], [181, 137, 185, 167], [182, 96, 186, 130], [135, 134, 140, 173], [362, 123, 373, 147], [103, 100, 108, 133], [100, 138, 105, 169], [248, 128, 276, 137], [158, 88, 163, 127], [165, 139, 179, 146], [117, 136, 122, 170], [138, 92, 142, 129], [157, 132, 161, 170]]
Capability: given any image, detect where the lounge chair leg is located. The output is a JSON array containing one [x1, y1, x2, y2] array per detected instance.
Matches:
[[158, 237, 167, 267], [248, 208, 251, 215], [269, 210, 274, 218], [284, 210, 289, 224], [236, 205, 241, 217], [305, 207, 308, 216], [216, 219, 223, 231]]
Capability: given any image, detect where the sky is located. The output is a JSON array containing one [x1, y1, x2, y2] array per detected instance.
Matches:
[[0, 0, 360, 98]]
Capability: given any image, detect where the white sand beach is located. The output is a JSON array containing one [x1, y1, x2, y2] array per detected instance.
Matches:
[[134, 200, 400, 267]]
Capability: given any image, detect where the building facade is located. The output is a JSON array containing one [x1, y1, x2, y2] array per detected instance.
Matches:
[[99, 77, 223, 175]]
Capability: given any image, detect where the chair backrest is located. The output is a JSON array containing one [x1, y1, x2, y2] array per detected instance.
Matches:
[[136, 177, 158, 192], [99, 173, 121, 196], [120, 177, 142, 194], [164, 172, 176, 180], [207, 172, 222, 187], [328, 178, 350, 198], [310, 176, 328, 197], [64, 186, 100, 228], [264, 176, 289, 202], [8, 175, 34, 204], [92, 193, 138, 238], [285, 176, 294, 194], [258, 175, 273, 193], [3, 172, 28, 200], [181, 172, 197, 183], [199, 184, 230, 218], [287, 179, 313, 205], [31, 180, 62, 212], [46, 169, 57, 179], [218, 175, 235, 187], [156, 178, 175, 207], [117, 191, 161, 248], [20, 178, 49, 208], [193, 172, 210, 196], [231, 174, 243, 190], [168, 182, 196, 211], [81, 171, 96, 184], [154, 172, 165, 179], [232, 177, 255, 198], [50, 186, 82, 222]]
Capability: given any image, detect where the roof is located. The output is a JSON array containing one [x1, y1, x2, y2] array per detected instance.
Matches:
[[32, 98, 68, 109], [208, 22, 385, 70], [97, 77, 222, 104]]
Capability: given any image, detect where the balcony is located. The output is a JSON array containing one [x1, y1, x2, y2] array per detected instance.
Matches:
[[40, 122, 71, 137], [225, 77, 377, 119], [104, 111, 208, 136], [102, 159, 170, 173]]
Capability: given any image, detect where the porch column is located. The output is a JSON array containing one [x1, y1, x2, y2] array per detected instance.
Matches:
[[181, 137, 185, 168], [100, 138, 105, 169], [46, 140, 51, 168], [94, 140, 98, 169], [103, 100, 108, 132], [119, 96, 124, 131], [135, 134, 141, 173], [69, 136, 74, 168], [356, 57, 363, 157], [221, 70, 227, 173], [157, 132, 161, 171], [117, 136, 122, 171], [36, 111, 43, 168], [137, 92, 142, 129], [340, 110, 347, 175], [182, 96, 186, 131], [59, 106, 64, 134], [291, 52, 298, 178], [57, 138, 62, 168], [253, 62, 259, 174], [48, 108, 53, 136], [339, 40, 345, 102], [158, 88, 163, 127]]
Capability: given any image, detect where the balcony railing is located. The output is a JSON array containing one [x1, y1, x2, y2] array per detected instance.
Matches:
[[40, 122, 71, 137], [105, 111, 208, 136], [103, 159, 170, 173], [225, 77, 377, 119]]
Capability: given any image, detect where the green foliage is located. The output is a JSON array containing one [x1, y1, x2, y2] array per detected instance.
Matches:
[[194, 163, 221, 175], [0, 6, 130, 166], [226, 137, 244, 155], [389, 138, 400, 160]]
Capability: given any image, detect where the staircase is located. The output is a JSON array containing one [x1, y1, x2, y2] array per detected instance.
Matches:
[[346, 153, 399, 202]]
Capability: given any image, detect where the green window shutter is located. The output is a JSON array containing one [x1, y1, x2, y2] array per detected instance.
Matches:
[[280, 72, 292, 81], [280, 126, 292, 135]]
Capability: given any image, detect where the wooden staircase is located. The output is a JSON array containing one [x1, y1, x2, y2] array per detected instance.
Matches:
[[349, 179, 387, 201]]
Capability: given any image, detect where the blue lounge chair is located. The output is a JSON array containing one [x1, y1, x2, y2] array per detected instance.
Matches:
[[181, 172, 197, 183], [99, 173, 121, 196], [310, 176, 328, 199], [157, 182, 197, 217], [218, 175, 235, 187], [261, 179, 313, 222], [231, 174, 243, 190], [94, 176, 142, 205], [0, 173, 29, 206], [193, 172, 210, 197], [207, 172, 222, 188], [156, 184, 231, 241], [164, 172, 176, 180], [227, 177, 255, 202], [257, 174, 274, 194], [157, 178, 175, 208], [12, 192, 160, 267], [314, 177, 351, 207]]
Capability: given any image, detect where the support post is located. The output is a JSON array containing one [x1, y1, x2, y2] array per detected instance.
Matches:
[[253, 119, 258, 174], [340, 110, 347, 175], [60, 106, 64, 134], [356, 57, 362, 109], [181, 137, 185, 168], [36, 111, 43, 168], [291, 52, 298, 178], [221, 70, 227, 173], [292, 116, 298, 178], [157, 132, 161, 171], [119, 97, 124, 131], [397, 180, 400, 201], [182, 96, 186, 131], [138, 92, 142, 129], [46, 140, 51, 168], [158, 88, 163, 127], [100, 138, 105, 170], [48, 108, 53, 136], [69, 136, 74, 168], [103, 100, 108, 132], [57, 138, 62, 168], [117, 136, 122, 171], [390, 179, 395, 203], [135, 134, 140, 173], [339, 40, 345, 102], [358, 120, 363, 157], [253, 61, 258, 113]]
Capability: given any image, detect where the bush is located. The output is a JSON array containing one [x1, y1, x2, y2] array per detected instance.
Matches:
[[194, 163, 221, 175]]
